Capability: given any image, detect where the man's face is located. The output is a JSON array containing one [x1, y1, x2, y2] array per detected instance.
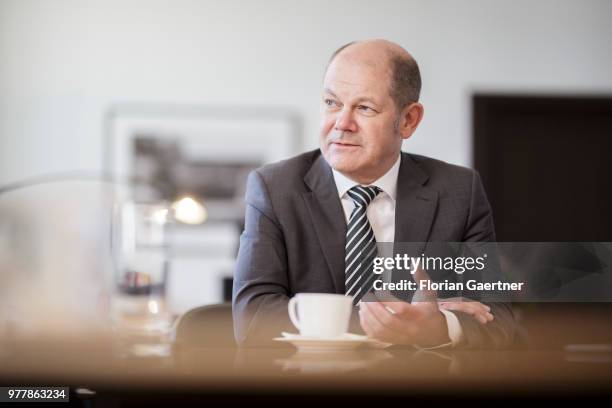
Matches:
[[319, 52, 402, 183]]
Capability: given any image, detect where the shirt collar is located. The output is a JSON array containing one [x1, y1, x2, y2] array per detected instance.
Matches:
[[332, 154, 401, 202]]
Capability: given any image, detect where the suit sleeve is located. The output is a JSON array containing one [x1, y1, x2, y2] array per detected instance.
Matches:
[[232, 170, 295, 346], [454, 170, 517, 349]]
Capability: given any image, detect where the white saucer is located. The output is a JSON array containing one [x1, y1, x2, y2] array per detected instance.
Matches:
[[273, 332, 391, 352]]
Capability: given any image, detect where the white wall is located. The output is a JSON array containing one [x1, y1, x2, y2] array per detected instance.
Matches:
[[1, 0, 611, 183]]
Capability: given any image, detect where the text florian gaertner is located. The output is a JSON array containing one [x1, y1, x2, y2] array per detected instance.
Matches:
[[371, 254, 525, 292]]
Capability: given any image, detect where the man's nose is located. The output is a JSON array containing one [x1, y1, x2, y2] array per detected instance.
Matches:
[[334, 109, 358, 133]]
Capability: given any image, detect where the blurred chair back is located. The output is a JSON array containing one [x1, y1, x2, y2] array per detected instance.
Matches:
[[173, 303, 235, 348]]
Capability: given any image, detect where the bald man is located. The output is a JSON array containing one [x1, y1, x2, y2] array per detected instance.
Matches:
[[232, 39, 516, 348]]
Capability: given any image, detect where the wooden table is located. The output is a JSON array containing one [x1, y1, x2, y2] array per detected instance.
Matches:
[[1, 336, 612, 405]]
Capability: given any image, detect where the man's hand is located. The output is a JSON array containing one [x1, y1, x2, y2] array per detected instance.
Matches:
[[438, 299, 494, 324], [358, 298, 450, 346], [358, 267, 450, 346]]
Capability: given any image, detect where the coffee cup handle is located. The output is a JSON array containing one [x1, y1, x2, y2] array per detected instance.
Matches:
[[288, 297, 301, 331]]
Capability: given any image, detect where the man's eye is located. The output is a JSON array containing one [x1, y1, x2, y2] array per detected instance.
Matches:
[[358, 105, 375, 112], [324, 98, 336, 106]]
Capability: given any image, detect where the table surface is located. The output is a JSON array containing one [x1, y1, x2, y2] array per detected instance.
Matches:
[[2, 337, 612, 399]]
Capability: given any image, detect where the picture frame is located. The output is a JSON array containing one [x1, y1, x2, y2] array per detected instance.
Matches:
[[104, 103, 302, 222]]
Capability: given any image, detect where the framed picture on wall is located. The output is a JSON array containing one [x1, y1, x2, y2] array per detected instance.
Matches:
[[104, 103, 302, 222]]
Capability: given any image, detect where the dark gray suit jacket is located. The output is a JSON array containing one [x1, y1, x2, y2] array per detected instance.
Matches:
[[232, 149, 515, 347]]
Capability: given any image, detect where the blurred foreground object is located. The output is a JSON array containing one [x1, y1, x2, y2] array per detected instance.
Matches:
[[0, 174, 174, 357], [0, 176, 123, 341]]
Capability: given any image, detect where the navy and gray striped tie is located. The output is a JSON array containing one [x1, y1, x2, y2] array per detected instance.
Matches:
[[344, 185, 382, 304]]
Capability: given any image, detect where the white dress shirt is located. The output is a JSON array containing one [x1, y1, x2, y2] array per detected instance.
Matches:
[[332, 154, 463, 348]]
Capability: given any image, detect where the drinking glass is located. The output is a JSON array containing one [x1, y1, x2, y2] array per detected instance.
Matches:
[[111, 201, 174, 357]]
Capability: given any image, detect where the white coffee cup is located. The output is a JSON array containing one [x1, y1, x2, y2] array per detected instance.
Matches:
[[287, 293, 353, 338]]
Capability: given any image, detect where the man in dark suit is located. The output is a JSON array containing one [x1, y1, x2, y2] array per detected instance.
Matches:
[[233, 39, 515, 348]]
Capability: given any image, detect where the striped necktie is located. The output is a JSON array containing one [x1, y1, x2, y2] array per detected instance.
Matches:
[[344, 185, 382, 304]]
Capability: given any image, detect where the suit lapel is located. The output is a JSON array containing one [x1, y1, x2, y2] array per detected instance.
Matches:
[[302, 154, 347, 293], [394, 153, 438, 254]]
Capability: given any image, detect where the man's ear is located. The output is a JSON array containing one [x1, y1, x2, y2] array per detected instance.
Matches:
[[398, 102, 424, 140]]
